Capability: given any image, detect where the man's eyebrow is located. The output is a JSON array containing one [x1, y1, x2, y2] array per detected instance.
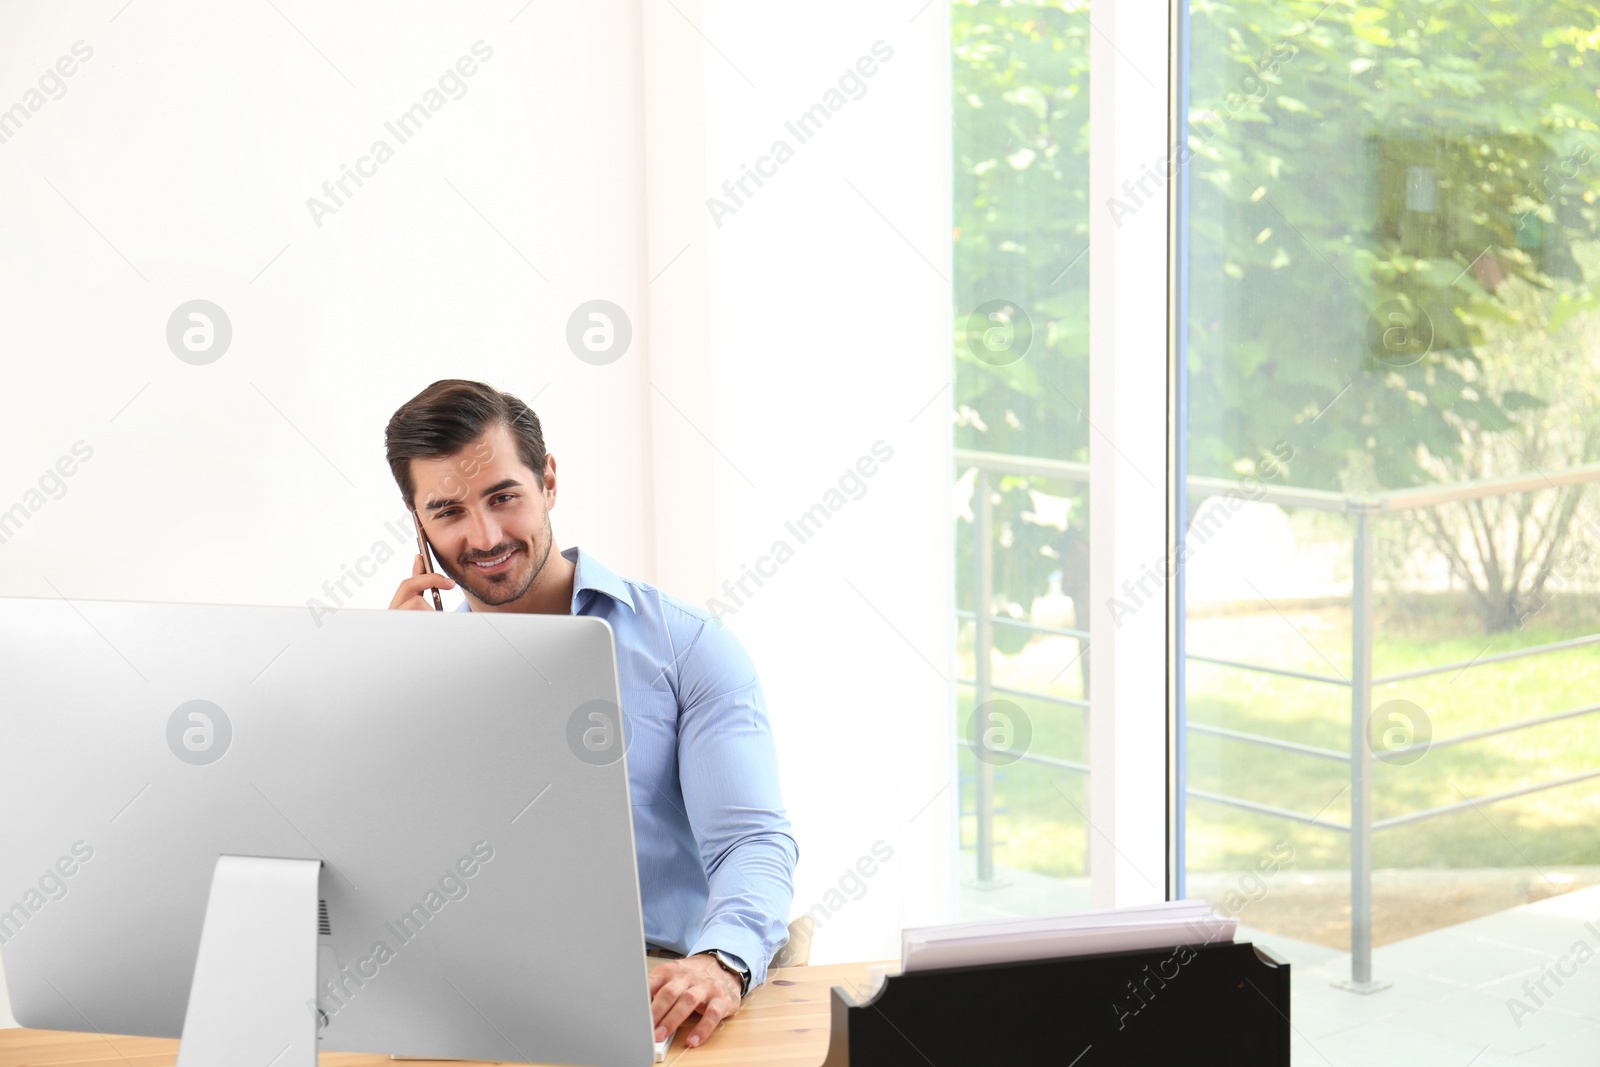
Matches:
[[423, 478, 523, 513]]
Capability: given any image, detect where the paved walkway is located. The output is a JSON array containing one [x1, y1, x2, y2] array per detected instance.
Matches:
[[1253, 886, 1600, 1065]]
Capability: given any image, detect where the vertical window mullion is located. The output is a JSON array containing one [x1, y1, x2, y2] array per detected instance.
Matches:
[[1087, 0, 1174, 909]]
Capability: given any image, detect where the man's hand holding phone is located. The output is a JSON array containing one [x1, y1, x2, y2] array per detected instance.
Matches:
[[389, 552, 456, 611]]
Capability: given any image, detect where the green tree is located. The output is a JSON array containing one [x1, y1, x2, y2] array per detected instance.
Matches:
[[953, 0, 1090, 663], [1185, 0, 1600, 491], [1412, 242, 1600, 631], [954, 0, 1600, 640]]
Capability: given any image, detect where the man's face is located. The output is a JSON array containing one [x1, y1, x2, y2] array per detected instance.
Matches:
[[409, 422, 557, 607]]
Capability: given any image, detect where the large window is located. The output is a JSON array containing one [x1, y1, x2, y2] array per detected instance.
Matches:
[[1178, 0, 1600, 1058], [950, 0, 1600, 1057]]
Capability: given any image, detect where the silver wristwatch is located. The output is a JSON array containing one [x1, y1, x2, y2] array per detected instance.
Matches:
[[693, 948, 750, 997]]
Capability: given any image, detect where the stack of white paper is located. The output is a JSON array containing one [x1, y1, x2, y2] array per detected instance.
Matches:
[[901, 899, 1235, 973]]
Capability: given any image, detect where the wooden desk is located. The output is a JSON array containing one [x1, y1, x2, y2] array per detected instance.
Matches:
[[0, 960, 887, 1067]]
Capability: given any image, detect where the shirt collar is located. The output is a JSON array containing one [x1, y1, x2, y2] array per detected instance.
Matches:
[[566, 545, 636, 614], [454, 544, 635, 614]]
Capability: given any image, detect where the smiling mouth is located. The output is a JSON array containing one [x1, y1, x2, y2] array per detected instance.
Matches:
[[468, 548, 520, 574]]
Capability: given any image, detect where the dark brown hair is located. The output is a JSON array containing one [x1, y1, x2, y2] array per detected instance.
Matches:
[[385, 380, 547, 509]]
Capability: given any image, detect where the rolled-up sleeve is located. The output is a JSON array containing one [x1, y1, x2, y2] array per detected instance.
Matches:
[[675, 618, 799, 991]]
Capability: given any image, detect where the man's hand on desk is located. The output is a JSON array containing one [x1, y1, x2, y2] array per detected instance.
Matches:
[[648, 954, 744, 1049]]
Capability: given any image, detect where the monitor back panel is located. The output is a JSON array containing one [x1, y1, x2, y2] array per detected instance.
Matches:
[[0, 597, 654, 1066]]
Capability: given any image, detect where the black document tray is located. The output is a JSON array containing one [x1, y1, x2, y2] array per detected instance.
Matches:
[[820, 940, 1290, 1066]]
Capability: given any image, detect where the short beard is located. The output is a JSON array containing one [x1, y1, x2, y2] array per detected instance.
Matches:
[[463, 509, 554, 607]]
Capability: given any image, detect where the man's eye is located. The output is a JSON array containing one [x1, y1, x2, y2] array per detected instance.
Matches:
[[436, 496, 512, 518]]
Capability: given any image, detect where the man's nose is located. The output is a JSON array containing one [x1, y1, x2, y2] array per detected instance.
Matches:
[[461, 509, 503, 553]]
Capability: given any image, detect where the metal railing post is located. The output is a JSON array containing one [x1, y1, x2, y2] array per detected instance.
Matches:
[[1339, 505, 1389, 992], [974, 468, 996, 884]]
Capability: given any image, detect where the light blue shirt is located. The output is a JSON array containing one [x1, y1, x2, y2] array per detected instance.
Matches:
[[457, 545, 798, 989]]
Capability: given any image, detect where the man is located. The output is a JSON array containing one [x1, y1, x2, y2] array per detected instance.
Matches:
[[383, 379, 798, 1050]]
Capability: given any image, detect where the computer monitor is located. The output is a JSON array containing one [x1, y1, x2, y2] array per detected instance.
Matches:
[[0, 595, 658, 1066]]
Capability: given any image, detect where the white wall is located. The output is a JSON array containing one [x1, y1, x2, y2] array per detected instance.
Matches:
[[0, 0, 655, 604], [0, 0, 956, 1025], [670, 1, 958, 962]]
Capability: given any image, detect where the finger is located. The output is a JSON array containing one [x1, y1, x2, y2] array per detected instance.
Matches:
[[685, 996, 735, 1049], [387, 572, 456, 610], [648, 961, 698, 995], [659, 991, 703, 1043], [647, 965, 674, 997], [387, 575, 457, 607], [654, 987, 705, 1041], [409, 554, 455, 590], [649, 977, 687, 1030]]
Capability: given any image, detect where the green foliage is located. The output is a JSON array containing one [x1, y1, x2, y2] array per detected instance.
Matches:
[[1185, 0, 1600, 493], [953, 0, 1091, 625], [953, 0, 1600, 626]]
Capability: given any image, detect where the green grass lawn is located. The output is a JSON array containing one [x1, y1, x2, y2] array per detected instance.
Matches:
[[958, 606, 1600, 879]]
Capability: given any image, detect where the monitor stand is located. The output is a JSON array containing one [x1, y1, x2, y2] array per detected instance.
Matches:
[[177, 855, 322, 1067]]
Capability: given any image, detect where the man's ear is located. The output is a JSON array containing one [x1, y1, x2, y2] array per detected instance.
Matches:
[[542, 455, 558, 508]]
